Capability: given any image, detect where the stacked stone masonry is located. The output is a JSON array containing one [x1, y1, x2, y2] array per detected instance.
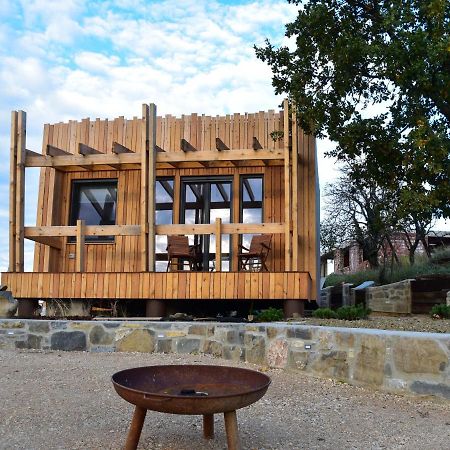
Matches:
[[367, 280, 412, 314], [1, 319, 449, 400]]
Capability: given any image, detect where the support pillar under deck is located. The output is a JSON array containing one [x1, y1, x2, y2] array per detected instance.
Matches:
[[283, 299, 305, 318], [146, 299, 166, 318], [17, 298, 39, 318]]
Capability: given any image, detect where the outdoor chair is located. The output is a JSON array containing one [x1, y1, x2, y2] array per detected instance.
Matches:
[[238, 234, 272, 272], [166, 236, 200, 272]]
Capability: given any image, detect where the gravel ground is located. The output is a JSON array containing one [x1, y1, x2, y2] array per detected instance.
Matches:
[[289, 315, 450, 333], [1, 350, 449, 450]]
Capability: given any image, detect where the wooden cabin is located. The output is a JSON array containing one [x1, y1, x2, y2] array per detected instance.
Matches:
[[2, 100, 319, 318]]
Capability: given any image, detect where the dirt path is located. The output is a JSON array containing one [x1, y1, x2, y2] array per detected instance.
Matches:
[[0, 349, 449, 450]]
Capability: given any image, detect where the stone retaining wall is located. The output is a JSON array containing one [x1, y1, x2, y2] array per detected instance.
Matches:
[[367, 280, 412, 314], [1, 319, 449, 400]]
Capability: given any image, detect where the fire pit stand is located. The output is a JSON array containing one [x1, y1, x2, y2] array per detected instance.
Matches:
[[112, 365, 271, 450]]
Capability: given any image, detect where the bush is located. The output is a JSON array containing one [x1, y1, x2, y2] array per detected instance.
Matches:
[[313, 305, 371, 320], [335, 305, 371, 320], [324, 257, 450, 288], [254, 307, 284, 322], [430, 304, 450, 319], [312, 308, 337, 319]]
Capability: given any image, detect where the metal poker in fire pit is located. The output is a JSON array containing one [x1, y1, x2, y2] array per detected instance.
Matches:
[[112, 364, 271, 450]]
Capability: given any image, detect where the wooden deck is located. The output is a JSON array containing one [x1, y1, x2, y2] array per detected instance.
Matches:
[[1, 272, 311, 301]]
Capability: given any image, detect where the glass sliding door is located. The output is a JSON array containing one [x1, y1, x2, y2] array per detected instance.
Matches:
[[240, 175, 263, 248], [181, 177, 232, 271], [155, 177, 174, 272]]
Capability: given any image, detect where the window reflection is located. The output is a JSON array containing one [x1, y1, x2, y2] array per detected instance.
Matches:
[[155, 178, 174, 272], [241, 176, 263, 248], [70, 180, 117, 242]]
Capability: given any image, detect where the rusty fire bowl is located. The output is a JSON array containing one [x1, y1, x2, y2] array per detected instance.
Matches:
[[112, 364, 271, 415]]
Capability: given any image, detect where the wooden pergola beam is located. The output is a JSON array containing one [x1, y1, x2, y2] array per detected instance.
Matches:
[[155, 222, 284, 235], [25, 235, 62, 249], [24, 225, 141, 237], [79, 143, 102, 155], [181, 138, 197, 152], [46, 144, 71, 156], [25, 148, 284, 168], [252, 137, 263, 150], [112, 142, 133, 154], [216, 138, 230, 151]]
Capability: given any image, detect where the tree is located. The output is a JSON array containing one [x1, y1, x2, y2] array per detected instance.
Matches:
[[321, 163, 397, 268], [256, 0, 450, 218]]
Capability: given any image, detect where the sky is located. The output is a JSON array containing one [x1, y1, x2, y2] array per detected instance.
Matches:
[[0, 0, 344, 272], [6, 0, 446, 273]]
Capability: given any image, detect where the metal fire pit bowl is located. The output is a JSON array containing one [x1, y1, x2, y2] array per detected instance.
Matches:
[[112, 365, 271, 450]]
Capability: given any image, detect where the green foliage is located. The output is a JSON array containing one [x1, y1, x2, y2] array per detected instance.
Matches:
[[335, 305, 371, 320], [312, 305, 371, 320], [254, 307, 284, 322], [324, 269, 380, 288], [324, 253, 450, 287], [430, 304, 450, 319], [256, 0, 450, 220], [312, 307, 337, 319], [430, 247, 450, 265]]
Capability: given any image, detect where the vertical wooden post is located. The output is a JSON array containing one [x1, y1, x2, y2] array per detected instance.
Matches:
[[231, 173, 240, 271], [283, 99, 291, 271], [173, 172, 181, 225], [76, 219, 85, 272], [9, 111, 18, 272], [291, 105, 299, 271], [147, 103, 157, 272], [215, 217, 222, 272], [15, 111, 26, 272], [140, 104, 149, 271]]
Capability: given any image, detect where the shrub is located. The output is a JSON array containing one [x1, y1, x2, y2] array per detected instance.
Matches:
[[430, 304, 450, 319], [335, 305, 371, 320], [312, 308, 337, 319], [254, 307, 284, 322]]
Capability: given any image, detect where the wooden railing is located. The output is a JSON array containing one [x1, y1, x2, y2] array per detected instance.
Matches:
[[24, 220, 284, 273]]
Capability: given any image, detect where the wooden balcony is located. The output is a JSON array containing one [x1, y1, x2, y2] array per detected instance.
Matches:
[[1, 271, 311, 301]]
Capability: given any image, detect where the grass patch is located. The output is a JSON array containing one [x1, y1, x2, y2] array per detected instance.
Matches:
[[324, 257, 450, 288]]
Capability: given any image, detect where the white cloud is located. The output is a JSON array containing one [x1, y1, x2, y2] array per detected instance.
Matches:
[[0, 0, 343, 271]]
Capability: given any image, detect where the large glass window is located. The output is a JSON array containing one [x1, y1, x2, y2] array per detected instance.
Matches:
[[181, 177, 232, 271], [69, 179, 117, 242], [155, 178, 174, 272], [240, 175, 263, 248]]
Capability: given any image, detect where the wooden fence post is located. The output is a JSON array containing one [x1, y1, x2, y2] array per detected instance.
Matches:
[[15, 111, 26, 272], [215, 217, 222, 272], [283, 99, 291, 271], [141, 104, 149, 271], [148, 103, 157, 272], [76, 219, 85, 272], [9, 111, 18, 272]]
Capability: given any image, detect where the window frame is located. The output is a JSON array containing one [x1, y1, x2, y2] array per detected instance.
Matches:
[[69, 178, 118, 243]]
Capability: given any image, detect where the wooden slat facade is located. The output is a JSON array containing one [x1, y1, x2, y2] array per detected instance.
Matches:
[[1, 272, 311, 301], [2, 104, 319, 303]]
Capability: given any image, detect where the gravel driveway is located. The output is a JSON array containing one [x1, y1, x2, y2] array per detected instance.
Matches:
[[0, 349, 449, 450]]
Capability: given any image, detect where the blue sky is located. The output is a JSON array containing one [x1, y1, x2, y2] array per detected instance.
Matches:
[[0, 0, 342, 271]]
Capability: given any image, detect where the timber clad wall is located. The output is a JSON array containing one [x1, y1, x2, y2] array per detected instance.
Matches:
[[33, 112, 317, 283], [5, 104, 318, 301]]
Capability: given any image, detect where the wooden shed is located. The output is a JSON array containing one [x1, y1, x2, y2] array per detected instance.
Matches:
[[2, 100, 319, 317]]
